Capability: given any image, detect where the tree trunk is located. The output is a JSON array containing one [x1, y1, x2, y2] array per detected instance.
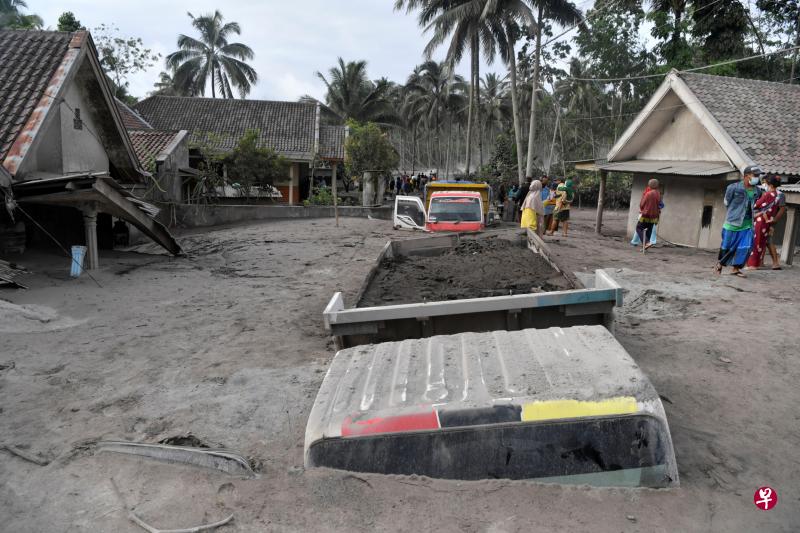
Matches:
[[508, 37, 525, 186], [211, 66, 216, 98], [465, 33, 477, 177], [475, 36, 483, 175], [791, 16, 800, 84], [525, 7, 543, 179]]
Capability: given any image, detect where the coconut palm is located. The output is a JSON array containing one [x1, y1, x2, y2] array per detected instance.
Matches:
[[480, 72, 510, 156], [166, 10, 257, 99], [315, 58, 397, 124], [523, 0, 583, 178], [396, 0, 502, 176], [0, 0, 42, 29]]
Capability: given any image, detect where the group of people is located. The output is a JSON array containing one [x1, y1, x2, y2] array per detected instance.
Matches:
[[390, 174, 430, 196], [633, 166, 786, 275], [715, 166, 787, 277], [514, 175, 576, 236]]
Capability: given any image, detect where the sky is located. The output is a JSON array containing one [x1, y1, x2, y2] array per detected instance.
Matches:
[[29, 0, 549, 102]]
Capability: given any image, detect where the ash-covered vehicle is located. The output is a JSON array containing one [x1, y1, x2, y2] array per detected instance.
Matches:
[[307, 233, 679, 488]]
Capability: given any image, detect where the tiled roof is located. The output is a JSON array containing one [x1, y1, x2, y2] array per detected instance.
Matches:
[[116, 98, 152, 130], [319, 125, 346, 160], [128, 130, 181, 168], [679, 72, 800, 177], [134, 96, 318, 159], [0, 30, 73, 163]]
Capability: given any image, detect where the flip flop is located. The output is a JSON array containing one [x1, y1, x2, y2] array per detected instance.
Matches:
[[772, 266, 783, 270], [731, 271, 747, 278]]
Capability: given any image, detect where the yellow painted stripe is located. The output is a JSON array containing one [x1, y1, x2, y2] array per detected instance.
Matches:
[[521, 397, 638, 422]]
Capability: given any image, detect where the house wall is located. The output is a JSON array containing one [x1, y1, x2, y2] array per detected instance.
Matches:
[[59, 80, 109, 174], [273, 162, 301, 204], [637, 107, 728, 162], [627, 173, 733, 249], [150, 135, 189, 203]]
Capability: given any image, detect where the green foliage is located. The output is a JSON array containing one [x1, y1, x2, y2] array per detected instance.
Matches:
[[0, 0, 42, 29], [315, 58, 398, 124], [57, 11, 83, 32], [303, 186, 334, 206], [93, 24, 160, 99], [488, 133, 517, 184], [344, 121, 399, 177], [223, 130, 289, 195]]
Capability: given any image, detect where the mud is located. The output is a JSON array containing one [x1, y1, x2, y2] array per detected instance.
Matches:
[[359, 236, 572, 306]]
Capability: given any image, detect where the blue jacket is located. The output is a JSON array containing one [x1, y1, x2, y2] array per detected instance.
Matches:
[[724, 181, 760, 227]]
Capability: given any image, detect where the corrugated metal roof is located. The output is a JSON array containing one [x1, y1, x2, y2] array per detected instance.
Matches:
[[598, 159, 734, 176], [306, 326, 663, 444]]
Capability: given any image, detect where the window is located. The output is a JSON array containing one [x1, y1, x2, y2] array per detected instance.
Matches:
[[73, 108, 83, 130], [429, 197, 482, 222]]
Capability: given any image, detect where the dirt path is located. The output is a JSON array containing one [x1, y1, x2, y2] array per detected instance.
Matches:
[[0, 211, 798, 532]]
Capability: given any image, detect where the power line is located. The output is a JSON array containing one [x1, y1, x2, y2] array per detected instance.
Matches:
[[565, 45, 800, 82]]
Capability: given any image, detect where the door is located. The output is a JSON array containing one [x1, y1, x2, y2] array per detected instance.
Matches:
[[394, 196, 426, 230], [698, 188, 716, 248]]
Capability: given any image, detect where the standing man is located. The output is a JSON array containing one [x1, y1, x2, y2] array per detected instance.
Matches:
[[636, 179, 662, 252], [715, 166, 762, 277]]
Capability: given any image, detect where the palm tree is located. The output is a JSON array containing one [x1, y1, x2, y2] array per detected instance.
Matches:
[[314, 58, 397, 124], [650, 0, 689, 62], [166, 10, 257, 98], [480, 2, 534, 185], [396, 0, 500, 176], [524, 0, 583, 178], [480, 72, 510, 161], [406, 61, 461, 173], [0, 0, 42, 29]]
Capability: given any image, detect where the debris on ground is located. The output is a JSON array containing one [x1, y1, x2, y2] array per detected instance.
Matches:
[[110, 477, 234, 533], [97, 441, 255, 478]]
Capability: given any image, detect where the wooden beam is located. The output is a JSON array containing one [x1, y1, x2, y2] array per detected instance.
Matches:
[[781, 205, 798, 265], [332, 163, 339, 227], [595, 170, 607, 234], [92, 178, 181, 255]]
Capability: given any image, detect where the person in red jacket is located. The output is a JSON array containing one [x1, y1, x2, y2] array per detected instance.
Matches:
[[637, 179, 661, 251]]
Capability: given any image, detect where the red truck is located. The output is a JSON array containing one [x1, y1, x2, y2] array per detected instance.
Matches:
[[393, 190, 486, 233]]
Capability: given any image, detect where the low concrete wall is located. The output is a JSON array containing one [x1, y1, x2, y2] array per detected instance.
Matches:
[[169, 203, 393, 229]]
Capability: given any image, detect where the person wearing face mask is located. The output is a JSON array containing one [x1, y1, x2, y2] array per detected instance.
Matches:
[[715, 166, 763, 277]]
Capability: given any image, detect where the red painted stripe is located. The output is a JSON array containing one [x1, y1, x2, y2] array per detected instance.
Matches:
[[342, 410, 440, 437]]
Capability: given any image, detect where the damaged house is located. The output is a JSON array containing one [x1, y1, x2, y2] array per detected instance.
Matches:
[[0, 30, 181, 267]]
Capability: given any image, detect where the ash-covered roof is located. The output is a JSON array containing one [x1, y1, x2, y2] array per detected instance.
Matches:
[[319, 125, 346, 161], [134, 96, 319, 159], [0, 30, 73, 163], [128, 130, 182, 168], [678, 72, 800, 177], [116, 98, 152, 130]]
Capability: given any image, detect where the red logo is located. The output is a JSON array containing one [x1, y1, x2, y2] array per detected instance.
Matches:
[[753, 487, 778, 510]]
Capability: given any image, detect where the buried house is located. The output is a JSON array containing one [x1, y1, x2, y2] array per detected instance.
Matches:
[[0, 30, 181, 267], [598, 70, 800, 258], [133, 96, 346, 204]]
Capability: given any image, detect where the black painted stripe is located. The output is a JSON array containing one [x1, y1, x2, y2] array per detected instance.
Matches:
[[438, 404, 522, 428]]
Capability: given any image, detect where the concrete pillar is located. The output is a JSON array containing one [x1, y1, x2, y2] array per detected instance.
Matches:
[[82, 205, 99, 270], [288, 163, 295, 206], [780, 205, 798, 265], [331, 162, 339, 227], [595, 170, 607, 234]]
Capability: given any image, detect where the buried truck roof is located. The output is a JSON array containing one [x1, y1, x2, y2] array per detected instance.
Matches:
[[305, 325, 679, 488]]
